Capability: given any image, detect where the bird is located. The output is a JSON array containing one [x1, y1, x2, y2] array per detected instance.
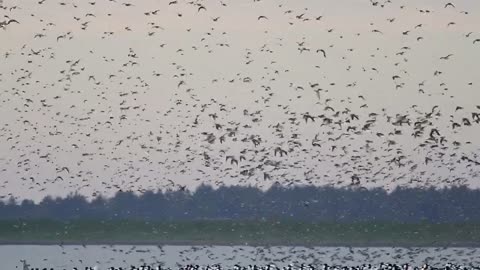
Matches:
[[351, 175, 360, 185], [440, 54, 453, 60], [316, 49, 327, 58], [444, 2, 455, 8], [0, 19, 19, 29]]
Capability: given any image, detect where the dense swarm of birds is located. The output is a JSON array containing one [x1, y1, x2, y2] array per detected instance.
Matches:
[[0, 0, 479, 201], [15, 247, 480, 270], [65, 263, 480, 270], [98, 263, 480, 270]]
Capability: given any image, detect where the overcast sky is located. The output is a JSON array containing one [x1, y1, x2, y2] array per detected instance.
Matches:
[[1, 0, 479, 202]]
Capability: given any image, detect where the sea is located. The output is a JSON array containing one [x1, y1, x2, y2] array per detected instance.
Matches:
[[2, 245, 480, 270]]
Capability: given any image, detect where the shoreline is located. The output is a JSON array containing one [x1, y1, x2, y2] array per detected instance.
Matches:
[[1, 240, 480, 247]]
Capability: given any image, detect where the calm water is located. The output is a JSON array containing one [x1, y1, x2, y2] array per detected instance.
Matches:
[[2, 245, 480, 270]]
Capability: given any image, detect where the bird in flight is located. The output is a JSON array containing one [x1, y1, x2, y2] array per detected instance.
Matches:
[[444, 2, 455, 8], [0, 18, 19, 29], [317, 49, 327, 58], [440, 54, 453, 60]]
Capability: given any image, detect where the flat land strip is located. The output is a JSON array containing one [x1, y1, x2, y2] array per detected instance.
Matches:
[[0, 220, 479, 246]]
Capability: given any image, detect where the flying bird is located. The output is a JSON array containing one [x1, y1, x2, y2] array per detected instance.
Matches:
[[316, 49, 326, 58], [440, 54, 453, 60], [0, 19, 19, 29], [444, 3, 455, 8]]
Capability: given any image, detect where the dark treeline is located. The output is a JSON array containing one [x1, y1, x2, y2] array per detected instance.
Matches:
[[1, 184, 479, 223]]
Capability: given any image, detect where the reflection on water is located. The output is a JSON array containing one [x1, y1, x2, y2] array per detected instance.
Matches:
[[2, 245, 480, 269]]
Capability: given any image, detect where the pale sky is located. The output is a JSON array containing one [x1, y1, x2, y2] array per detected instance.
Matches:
[[0, 0, 480, 202]]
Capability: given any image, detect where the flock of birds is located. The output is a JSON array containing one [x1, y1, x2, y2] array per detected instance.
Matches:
[[18, 262, 480, 270], [0, 0, 480, 201], [101, 263, 480, 270], [59, 263, 480, 270], [11, 244, 480, 270]]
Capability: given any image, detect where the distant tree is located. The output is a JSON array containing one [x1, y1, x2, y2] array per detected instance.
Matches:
[[1, 185, 480, 223]]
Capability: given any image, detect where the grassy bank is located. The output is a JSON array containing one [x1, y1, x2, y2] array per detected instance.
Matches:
[[0, 220, 479, 246]]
